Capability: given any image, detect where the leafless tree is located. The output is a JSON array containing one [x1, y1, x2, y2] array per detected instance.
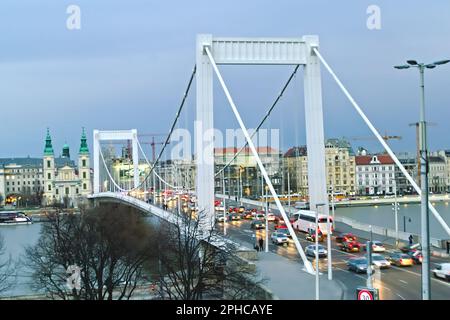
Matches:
[[0, 233, 15, 293], [155, 209, 265, 300], [24, 203, 158, 300]]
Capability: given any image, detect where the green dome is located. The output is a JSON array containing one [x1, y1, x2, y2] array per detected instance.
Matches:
[[44, 128, 54, 156], [62, 143, 70, 158]]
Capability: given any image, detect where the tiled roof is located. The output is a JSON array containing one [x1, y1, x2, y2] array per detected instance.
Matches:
[[355, 154, 395, 165], [428, 156, 445, 163], [284, 146, 307, 157]]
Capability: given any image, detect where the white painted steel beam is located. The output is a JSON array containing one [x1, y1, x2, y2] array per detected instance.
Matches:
[[204, 46, 314, 274]]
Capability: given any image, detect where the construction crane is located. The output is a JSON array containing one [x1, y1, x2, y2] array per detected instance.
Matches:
[[409, 122, 437, 186], [347, 132, 402, 142]]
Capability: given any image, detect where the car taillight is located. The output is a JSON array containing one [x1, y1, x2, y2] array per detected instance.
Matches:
[[399, 259, 403, 263]]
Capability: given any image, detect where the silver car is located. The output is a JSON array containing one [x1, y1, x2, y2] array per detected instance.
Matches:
[[271, 232, 289, 245], [305, 245, 327, 258]]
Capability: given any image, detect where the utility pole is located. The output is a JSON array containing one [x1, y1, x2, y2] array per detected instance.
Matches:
[[222, 170, 227, 236], [367, 225, 373, 289], [265, 185, 269, 253], [326, 197, 332, 280], [287, 171, 291, 215], [330, 184, 336, 229], [392, 181, 400, 247], [395, 58, 449, 299]]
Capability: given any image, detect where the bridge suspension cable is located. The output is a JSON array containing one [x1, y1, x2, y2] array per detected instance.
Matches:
[[312, 47, 450, 237], [214, 65, 300, 178], [96, 66, 197, 193], [134, 65, 197, 191]]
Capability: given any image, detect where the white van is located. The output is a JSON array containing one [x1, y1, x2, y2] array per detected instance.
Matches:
[[432, 263, 450, 281]]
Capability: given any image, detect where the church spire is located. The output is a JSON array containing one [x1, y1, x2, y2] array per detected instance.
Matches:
[[44, 128, 54, 155], [79, 127, 89, 154]]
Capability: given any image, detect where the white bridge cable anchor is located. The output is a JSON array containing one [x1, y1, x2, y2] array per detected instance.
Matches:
[[313, 47, 450, 237], [204, 46, 315, 275]]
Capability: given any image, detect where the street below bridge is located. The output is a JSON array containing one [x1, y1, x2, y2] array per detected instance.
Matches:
[[218, 199, 450, 300]]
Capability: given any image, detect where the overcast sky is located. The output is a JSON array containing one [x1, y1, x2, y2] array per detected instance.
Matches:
[[0, 1, 449, 158]]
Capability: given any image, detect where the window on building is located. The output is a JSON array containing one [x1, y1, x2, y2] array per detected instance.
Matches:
[[65, 187, 69, 195], [47, 173, 51, 179], [76, 188, 79, 194], [47, 160, 51, 168], [56, 189, 59, 195], [48, 185, 51, 191], [83, 172, 87, 179], [82, 159, 87, 167], [83, 183, 87, 190]]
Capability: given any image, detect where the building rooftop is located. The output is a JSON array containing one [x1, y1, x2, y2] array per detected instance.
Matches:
[[284, 146, 307, 157], [0, 157, 75, 169], [355, 154, 395, 165], [214, 147, 279, 155], [428, 156, 446, 163]]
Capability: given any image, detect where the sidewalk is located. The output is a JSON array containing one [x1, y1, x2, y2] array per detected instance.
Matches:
[[254, 251, 345, 300]]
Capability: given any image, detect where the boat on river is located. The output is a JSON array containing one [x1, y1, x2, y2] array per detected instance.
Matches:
[[0, 211, 33, 225]]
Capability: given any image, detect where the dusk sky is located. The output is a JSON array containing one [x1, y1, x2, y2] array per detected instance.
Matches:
[[1, 1, 449, 158]]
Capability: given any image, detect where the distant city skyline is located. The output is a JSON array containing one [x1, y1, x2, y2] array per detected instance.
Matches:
[[1, 1, 449, 157]]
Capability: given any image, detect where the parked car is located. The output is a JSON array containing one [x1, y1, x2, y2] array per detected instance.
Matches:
[[363, 241, 386, 253], [335, 232, 357, 243], [305, 245, 327, 258], [340, 240, 361, 252], [432, 263, 450, 281], [386, 252, 414, 267], [271, 231, 289, 245], [347, 257, 375, 274], [251, 220, 265, 230], [371, 253, 391, 269]]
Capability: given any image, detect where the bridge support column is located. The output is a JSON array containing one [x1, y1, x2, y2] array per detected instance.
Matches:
[[195, 34, 215, 231], [93, 130, 100, 193], [132, 129, 140, 189], [303, 35, 329, 215]]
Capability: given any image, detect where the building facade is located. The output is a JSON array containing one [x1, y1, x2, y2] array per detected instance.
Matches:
[[356, 154, 396, 195], [283, 138, 356, 197], [42, 128, 92, 207]]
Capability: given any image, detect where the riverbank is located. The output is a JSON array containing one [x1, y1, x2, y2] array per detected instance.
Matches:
[[335, 194, 450, 207]]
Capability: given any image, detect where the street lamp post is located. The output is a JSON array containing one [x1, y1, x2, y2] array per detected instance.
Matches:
[[392, 181, 400, 247], [316, 203, 327, 300], [222, 169, 227, 236], [394, 58, 449, 300]]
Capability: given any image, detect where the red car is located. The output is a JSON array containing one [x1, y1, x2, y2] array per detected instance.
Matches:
[[335, 233, 357, 243], [340, 240, 361, 252], [274, 220, 288, 230]]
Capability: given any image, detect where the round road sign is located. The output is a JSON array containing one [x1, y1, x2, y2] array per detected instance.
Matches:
[[358, 289, 374, 300]]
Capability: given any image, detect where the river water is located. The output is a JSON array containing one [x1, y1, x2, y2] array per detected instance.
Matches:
[[1, 203, 450, 297], [335, 202, 450, 240]]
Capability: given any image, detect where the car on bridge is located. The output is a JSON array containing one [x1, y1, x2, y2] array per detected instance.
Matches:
[[216, 215, 227, 223], [254, 213, 266, 221], [238, 206, 246, 213], [271, 231, 289, 245], [406, 250, 423, 265], [363, 241, 386, 253], [432, 263, 450, 281], [340, 240, 361, 252], [267, 213, 276, 222], [229, 213, 241, 221], [347, 257, 375, 274], [386, 252, 414, 267], [305, 230, 324, 243], [241, 211, 254, 219], [277, 228, 292, 239], [305, 244, 327, 258], [371, 253, 391, 269], [251, 220, 265, 230], [335, 232, 357, 243]]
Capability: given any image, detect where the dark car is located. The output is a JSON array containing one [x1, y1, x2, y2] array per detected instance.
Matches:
[[335, 232, 357, 243], [229, 213, 241, 221], [406, 250, 423, 265], [305, 230, 324, 242], [347, 257, 375, 274], [386, 252, 414, 267], [340, 240, 361, 252], [251, 220, 265, 230]]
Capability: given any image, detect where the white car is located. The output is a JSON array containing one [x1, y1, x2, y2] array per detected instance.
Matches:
[[372, 241, 386, 252], [216, 215, 226, 223], [271, 232, 289, 245], [371, 253, 391, 269], [432, 263, 450, 281], [267, 213, 276, 222]]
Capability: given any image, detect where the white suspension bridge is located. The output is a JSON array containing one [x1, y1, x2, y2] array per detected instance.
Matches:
[[88, 34, 450, 278]]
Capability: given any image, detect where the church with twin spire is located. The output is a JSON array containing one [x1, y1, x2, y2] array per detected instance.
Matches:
[[42, 128, 92, 207]]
